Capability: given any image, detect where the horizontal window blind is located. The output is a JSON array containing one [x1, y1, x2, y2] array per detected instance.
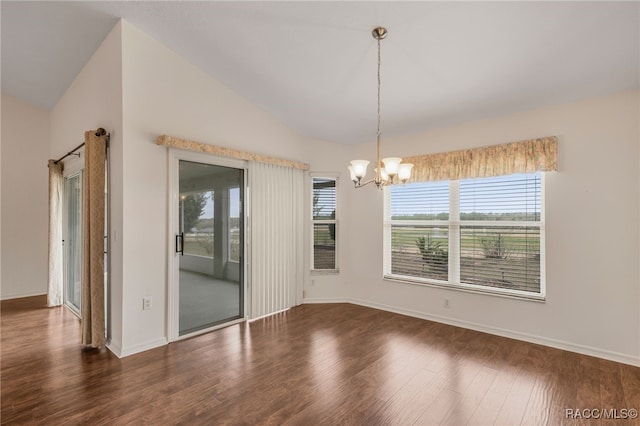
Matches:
[[312, 179, 336, 220], [389, 181, 449, 220], [312, 177, 338, 271], [460, 226, 541, 293], [384, 172, 544, 298], [460, 173, 541, 221], [386, 225, 449, 281]]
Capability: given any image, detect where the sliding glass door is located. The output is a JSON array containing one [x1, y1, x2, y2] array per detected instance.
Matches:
[[175, 159, 245, 337], [64, 172, 82, 315]]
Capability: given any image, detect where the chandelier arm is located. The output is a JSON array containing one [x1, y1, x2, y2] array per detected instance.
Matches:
[[354, 177, 391, 190], [353, 178, 378, 188]]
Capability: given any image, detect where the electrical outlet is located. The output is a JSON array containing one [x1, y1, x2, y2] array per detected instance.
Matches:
[[444, 298, 450, 308], [143, 297, 152, 310]]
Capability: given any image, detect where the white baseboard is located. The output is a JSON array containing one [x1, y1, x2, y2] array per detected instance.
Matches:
[[106, 340, 123, 358], [116, 337, 168, 358], [302, 297, 349, 304], [1, 291, 46, 301], [249, 308, 291, 322], [349, 298, 640, 367]]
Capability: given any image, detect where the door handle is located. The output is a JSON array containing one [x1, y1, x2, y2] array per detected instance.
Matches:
[[175, 232, 184, 256]]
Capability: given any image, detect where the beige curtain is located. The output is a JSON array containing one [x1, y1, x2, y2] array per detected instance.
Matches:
[[81, 130, 107, 347], [404, 136, 558, 182], [47, 160, 64, 307], [156, 135, 309, 170]]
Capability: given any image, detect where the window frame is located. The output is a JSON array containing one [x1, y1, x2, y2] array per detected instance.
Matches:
[[310, 173, 339, 274], [383, 173, 546, 301]]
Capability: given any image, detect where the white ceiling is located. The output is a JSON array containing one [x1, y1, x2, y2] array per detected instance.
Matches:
[[2, 1, 639, 145]]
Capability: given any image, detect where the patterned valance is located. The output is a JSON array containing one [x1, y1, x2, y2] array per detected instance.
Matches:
[[404, 136, 558, 182], [156, 135, 310, 171]]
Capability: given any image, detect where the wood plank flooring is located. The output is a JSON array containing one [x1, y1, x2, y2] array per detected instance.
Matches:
[[2, 296, 639, 425]]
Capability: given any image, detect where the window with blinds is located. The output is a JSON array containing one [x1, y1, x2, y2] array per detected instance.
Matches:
[[384, 172, 544, 299], [312, 176, 338, 271]]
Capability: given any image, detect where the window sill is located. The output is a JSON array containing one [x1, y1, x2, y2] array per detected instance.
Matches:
[[311, 269, 340, 276], [383, 274, 546, 303]]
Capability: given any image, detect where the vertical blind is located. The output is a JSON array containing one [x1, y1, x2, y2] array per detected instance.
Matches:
[[249, 162, 304, 319]]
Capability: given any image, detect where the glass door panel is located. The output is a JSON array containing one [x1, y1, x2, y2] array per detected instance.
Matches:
[[178, 160, 244, 336], [64, 173, 82, 314]]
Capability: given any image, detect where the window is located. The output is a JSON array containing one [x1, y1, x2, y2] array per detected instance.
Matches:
[[228, 187, 241, 262], [180, 190, 214, 257], [311, 176, 338, 271], [384, 172, 544, 299]]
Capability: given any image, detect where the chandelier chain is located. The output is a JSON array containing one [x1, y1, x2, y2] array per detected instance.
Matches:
[[377, 36, 381, 139], [375, 36, 382, 183]]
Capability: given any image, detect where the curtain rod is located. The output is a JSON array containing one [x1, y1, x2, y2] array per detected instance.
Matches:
[[53, 141, 84, 164], [52, 128, 108, 164]]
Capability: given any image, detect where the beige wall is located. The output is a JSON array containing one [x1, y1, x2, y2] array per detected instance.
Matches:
[[0, 93, 50, 299], [346, 90, 640, 365], [50, 21, 124, 350], [118, 21, 348, 356]]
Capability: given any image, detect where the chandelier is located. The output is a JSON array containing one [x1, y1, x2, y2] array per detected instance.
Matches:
[[348, 27, 413, 189]]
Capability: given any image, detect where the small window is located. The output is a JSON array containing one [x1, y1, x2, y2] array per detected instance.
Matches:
[[384, 172, 544, 299], [311, 176, 338, 271]]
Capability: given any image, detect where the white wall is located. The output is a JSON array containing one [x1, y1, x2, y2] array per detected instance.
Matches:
[[301, 136, 354, 304], [118, 21, 348, 356], [50, 21, 123, 349], [0, 93, 50, 299], [346, 90, 640, 365]]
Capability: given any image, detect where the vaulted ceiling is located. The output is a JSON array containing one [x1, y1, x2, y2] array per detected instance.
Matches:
[[2, 1, 638, 144]]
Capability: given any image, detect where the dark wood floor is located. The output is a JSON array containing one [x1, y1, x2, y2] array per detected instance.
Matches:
[[2, 296, 639, 425]]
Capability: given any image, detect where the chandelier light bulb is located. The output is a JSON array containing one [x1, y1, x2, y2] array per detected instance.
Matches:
[[347, 165, 357, 183], [350, 160, 370, 180], [398, 163, 414, 183], [382, 157, 402, 178], [375, 167, 390, 183]]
